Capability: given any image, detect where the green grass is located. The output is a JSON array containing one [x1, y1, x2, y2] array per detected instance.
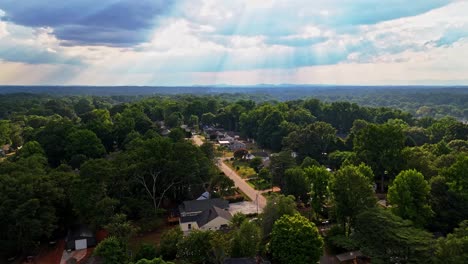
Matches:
[[226, 160, 256, 178], [247, 178, 271, 190]]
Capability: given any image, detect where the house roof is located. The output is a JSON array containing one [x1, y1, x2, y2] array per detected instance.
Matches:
[[180, 198, 229, 213], [196, 206, 232, 227], [196, 191, 210, 200], [180, 205, 232, 227]]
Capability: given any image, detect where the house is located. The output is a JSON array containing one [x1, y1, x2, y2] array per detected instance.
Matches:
[[65, 225, 97, 250], [179, 198, 229, 217], [229, 140, 246, 151], [179, 198, 231, 234]]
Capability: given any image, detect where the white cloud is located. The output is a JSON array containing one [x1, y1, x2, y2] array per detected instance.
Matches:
[[0, 21, 7, 38]]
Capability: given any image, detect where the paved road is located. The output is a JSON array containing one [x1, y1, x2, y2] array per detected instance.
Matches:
[[192, 135, 266, 211], [218, 158, 266, 211]]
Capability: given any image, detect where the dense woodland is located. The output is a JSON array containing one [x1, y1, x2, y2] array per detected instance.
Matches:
[[0, 92, 467, 264]]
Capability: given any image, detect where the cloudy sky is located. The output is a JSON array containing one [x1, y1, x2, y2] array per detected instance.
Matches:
[[0, 0, 467, 86]]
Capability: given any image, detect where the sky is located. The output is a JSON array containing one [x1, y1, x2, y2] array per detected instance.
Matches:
[[0, 0, 468, 86]]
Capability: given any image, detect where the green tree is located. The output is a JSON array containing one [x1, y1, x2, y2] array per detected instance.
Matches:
[[0, 155, 64, 254], [70, 159, 117, 227], [81, 109, 114, 150], [188, 115, 199, 129], [104, 213, 138, 244], [353, 208, 433, 264], [36, 119, 75, 166], [434, 220, 468, 264], [283, 167, 308, 199], [65, 129, 106, 161], [300, 156, 320, 169], [231, 221, 260, 258], [201, 112, 216, 125], [210, 232, 231, 264], [200, 142, 215, 160], [304, 166, 331, 217], [353, 122, 406, 192], [229, 212, 247, 228], [166, 112, 184, 128], [159, 227, 183, 260], [257, 110, 285, 150], [17, 141, 45, 159], [94, 236, 128, 264], [269, 151, 296, 187], [249, 156, 263, 173], [269, 214, 323, 264], [74, 98, 95, 115], [177, 230, 214, 264], [387, 170, 433, 227], [134, 244, 159, 262], [283, 121, 337, 161], [261, 194, 297, 240], [443, 155, 468, 193], [330, 165, 376, 235]]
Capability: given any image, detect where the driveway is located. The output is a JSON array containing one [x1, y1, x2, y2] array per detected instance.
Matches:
[[229, 201, 261, 215]]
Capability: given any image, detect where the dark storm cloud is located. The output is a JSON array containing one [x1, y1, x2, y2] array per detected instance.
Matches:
[[0, 0, 175, 46]]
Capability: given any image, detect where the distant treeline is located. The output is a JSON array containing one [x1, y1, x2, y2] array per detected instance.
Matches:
[[1, 85, 467, 120]]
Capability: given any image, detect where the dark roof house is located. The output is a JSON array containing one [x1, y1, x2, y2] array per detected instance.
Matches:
[[179, 198, 229, 216]]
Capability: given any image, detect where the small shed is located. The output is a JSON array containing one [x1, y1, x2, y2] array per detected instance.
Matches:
[[65, 225, 97, 250]]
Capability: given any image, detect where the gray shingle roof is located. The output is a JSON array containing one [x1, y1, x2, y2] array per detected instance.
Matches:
[[180, 198, 229, 214], [196, 206, 232, 227]]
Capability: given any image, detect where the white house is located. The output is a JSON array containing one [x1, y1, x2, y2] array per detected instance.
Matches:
[[179, 198, 232, 234]]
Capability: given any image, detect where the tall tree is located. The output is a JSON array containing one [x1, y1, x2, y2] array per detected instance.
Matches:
[[231, 221, 261, 258], [353, 122, 406, 192], [269, 214, 323, 264], [94, 236, 128, 264], [304, 166, 331, 217], [330, 165, 376, 235], [353, 208, 433, 264], [261, 194, 297, 240], [434, 220, 468, 264], [283, 167, 308, 200], [65, 129, 106, 161], [159, 227, 183, 260], [283, 121, 337, 161], [388, 169, 433, 227], [176, 230, 214, 264]]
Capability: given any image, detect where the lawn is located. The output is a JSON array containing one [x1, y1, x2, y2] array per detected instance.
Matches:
[[247, 178, 271, 190], [226, 159, 256, 178]]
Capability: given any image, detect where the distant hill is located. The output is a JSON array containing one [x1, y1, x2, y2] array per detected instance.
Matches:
[[0, 85, 467, 97]]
